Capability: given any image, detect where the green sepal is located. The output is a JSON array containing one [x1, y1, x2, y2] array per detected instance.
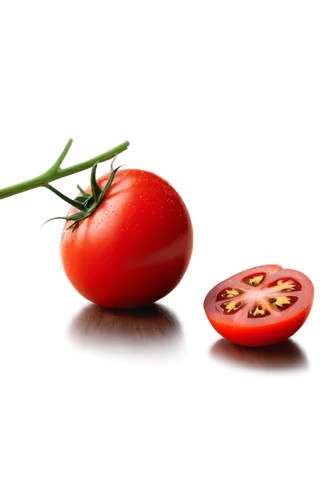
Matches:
[[76, 185, 87, 196], [74, 195, 91, 204], [43, 156, 124, 233], [90, 163, 103, 200]]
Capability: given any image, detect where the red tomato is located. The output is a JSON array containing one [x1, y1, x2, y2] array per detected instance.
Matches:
[[204, 265, 314, 346], [61, 169, 193, 308]]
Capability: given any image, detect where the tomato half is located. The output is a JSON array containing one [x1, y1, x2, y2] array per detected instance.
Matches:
[[204, 265, 314, 346], [61, 169, 193, 308]]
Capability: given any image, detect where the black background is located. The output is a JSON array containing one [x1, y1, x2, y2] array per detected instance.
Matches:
[[0, 121, 321, 383]]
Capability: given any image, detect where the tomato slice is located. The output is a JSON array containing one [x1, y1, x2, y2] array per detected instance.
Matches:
[[204, 265, 314, 346]]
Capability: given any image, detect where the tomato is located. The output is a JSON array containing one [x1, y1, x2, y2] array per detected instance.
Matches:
[[204, 265, 314, 346], [206, 337, 312, 377], [65, 301, 188, 366], [60, 169, 193, 308]]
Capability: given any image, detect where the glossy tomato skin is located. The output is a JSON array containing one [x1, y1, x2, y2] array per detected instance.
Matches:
[[61, 169, 193, 308], [204, 265, 314, 347], [206, 302, 313, 347]]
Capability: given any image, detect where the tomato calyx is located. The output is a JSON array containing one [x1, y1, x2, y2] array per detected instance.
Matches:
[[44, 156, 124, 232]]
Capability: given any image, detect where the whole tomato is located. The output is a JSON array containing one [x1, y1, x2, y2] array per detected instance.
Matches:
[[60, 168, 193, 308]]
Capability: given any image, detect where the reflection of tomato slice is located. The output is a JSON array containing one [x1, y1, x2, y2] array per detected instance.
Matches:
[[204, 265, 314, 346], [206, 337, 312, 377], [65, 301, 187, 366]]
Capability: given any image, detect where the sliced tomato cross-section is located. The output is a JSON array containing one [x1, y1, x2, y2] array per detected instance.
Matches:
[[204, 265, 314, 346]]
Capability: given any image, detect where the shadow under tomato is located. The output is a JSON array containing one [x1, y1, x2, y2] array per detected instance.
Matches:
[[210, 338, 308, 370], [69, 303, 183, 356]]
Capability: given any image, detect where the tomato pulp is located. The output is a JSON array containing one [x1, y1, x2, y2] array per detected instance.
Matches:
[[61, 169, 193, 308], [204, 265, 314, 346]]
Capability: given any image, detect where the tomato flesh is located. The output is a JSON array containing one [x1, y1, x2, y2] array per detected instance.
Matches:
[[204, 265, 314, 346], [61, 169, 193, 308]]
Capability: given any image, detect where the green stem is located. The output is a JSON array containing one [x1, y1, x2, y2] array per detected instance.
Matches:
[[45, 183, 87, 211], [47, 138, 74, 173], [0, 139, 130, 200]]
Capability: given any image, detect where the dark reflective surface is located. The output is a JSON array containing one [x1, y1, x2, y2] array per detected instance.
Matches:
[[210, 338, 308, 370], [70, 303, 183, 353]]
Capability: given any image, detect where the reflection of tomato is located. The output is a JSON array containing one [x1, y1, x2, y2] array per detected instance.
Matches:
[[61, 169, 193, 308], [65, 301, 187, 365], [206, 337, 312, 377], [204, 265, 314, 346]]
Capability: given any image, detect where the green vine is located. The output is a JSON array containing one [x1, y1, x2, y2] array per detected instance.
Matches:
[[0, 138, 129, 200]]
